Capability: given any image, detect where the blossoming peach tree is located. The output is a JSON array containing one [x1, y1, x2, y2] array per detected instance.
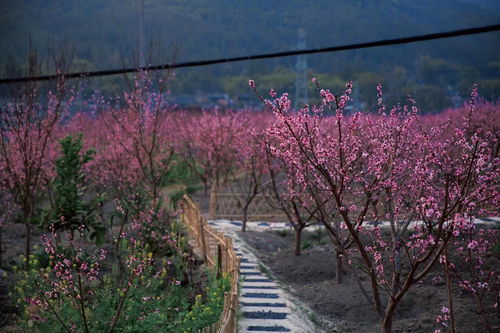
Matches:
[[7, 76, 230, 332], [250, 79, 499, 333]]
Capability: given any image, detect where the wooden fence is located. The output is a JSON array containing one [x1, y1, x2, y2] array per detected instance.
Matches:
[[180, 194, 240, 333], [212, 192, 288, 222]]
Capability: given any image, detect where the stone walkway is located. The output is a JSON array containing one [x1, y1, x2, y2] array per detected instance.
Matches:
[[208, 217, 500, 332], [209, 220, 319, 333], [210, 217, 500, 233]]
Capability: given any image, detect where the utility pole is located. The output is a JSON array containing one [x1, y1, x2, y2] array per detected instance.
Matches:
[[138, 0, 145, 114], [139, 0, 145, 68], [294, 28, 308, 109]]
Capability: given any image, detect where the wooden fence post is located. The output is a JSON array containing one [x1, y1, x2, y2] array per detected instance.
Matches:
[[208, 182, 218, 219], [198, 215, 208, 262], [217, 244, 222, 279], [183, 194, 239, 333]]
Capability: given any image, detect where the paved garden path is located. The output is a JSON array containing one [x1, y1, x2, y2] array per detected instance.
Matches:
[[208, 217, 500, 332], [208, 220, 320, 333]]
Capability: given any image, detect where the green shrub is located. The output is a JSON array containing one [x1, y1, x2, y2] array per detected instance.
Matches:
[[163, 156, 200, 186], [43, 134, 106, 244], [301, 240, 313, 250], [13, 248, 230, 333], [174, 273, 231, 332]]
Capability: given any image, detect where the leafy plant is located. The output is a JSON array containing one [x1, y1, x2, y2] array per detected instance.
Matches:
[[169, 185, 203, 209], [163, 156, 200, 186], [174, 273, 230, 332], [301, 240, 313, 250], [13, 244, 229, 333], [45, 134, 105, 244]]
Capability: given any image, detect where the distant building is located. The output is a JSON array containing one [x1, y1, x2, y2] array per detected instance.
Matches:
[[171, 95, 198, 109], [207, 94, 230, 107], [235, 94, 261, 109]]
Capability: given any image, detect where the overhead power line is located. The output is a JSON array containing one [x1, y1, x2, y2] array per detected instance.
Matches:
[[1, 23, 499, 84]]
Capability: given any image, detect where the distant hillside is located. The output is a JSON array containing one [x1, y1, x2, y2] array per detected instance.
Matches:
[[461, 0, 500, 11], [1, 0, 499, 111], [1, 0, 498, 73]]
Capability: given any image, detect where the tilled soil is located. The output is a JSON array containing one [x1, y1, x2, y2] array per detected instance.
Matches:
[[239, 229, 499, 333]]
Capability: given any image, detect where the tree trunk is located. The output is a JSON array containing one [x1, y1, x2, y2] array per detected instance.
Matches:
[[25, 222, 31, 270], [208, 182, 218, 220], [339, 210, 383, 316], [151, 182, 158, 202], [381, 315, 393, 333], [0, 226, 2, 265], [203, 181, 209, 197], [473, 291, 492, 332], [371, 270, 384, 318], [444, 243, 457, 333], [391, 233, 402, 295], [381, 299, 397, 333], [242, 207, 248, 232], [294, 228, 302, 256], [336, 250, 343, 284]]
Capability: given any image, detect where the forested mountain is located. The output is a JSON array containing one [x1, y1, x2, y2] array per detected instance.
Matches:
[[1, 0, 499, 111], [461, 0, 500, 11]]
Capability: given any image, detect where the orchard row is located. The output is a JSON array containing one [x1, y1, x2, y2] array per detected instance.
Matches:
[[0, 76, 498, 332]]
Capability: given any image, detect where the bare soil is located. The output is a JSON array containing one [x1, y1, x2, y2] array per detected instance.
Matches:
[[239, 228, 500, 333]]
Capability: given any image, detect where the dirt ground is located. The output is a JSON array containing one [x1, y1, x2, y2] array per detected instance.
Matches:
[[239, 228, 499, 333]]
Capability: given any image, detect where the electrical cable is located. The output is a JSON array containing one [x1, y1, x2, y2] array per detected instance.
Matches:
[[1, 23, 499, 84]]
